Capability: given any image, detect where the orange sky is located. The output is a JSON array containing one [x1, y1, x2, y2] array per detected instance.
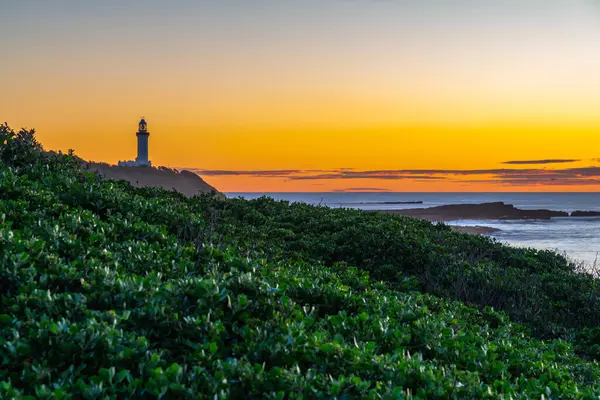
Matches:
[[4, 1, 600, 192]]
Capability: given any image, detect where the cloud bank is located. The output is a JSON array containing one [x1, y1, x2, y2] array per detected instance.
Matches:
[[189, 166, 600, 187]]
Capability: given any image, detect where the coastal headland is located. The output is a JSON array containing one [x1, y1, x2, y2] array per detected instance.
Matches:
[[86, 162, 225, 199]]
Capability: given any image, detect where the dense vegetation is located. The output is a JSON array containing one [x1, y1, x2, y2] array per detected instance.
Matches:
[[2, 123, 600, 398]]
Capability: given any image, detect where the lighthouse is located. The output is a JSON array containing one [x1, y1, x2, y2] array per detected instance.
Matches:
[[135, 118, 150, 166], [118, 117, 153, 167]]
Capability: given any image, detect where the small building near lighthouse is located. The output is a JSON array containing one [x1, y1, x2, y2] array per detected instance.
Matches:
[[118, 117, 153, 167]]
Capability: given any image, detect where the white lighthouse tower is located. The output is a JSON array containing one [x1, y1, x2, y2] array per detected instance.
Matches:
[[118, 117, 152, 167], [135, 117, 151, 166]]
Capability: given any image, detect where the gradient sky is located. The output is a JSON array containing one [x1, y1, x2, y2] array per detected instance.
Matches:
[[4, 0, 600, 192]]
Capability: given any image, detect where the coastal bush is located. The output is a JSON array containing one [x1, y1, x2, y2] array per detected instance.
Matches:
[[191, 196, 600, 343], [3, 123, 600, 397]]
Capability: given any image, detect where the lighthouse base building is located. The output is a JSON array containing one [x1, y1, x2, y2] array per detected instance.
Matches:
[[118, 118, 152, 167]]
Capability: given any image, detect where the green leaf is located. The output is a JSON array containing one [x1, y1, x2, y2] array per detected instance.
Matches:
[[0, 314, 12, 325], [53, 388, 66, 400], [357, 312, 369, 321], [365, 342, 376, 353], [99, 367, 115, 382], [48, 323, 58, 334], [166, 363, 182, 378], [319, 343, 335, 353], [115, 369, 130, 383]]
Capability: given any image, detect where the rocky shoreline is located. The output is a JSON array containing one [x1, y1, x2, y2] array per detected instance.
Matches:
[[375, 202, 600, 237], [570, 211, 600, 217]]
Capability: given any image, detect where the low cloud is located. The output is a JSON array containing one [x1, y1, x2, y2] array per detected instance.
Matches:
[[502, 159, 580, 165], [187, 166, 600, 187], [289, 172, 446, 181], [467, 177, 600, 186], [190, 169, 303, 177]]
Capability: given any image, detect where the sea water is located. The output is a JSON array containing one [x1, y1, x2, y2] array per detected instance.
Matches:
[[227, 192, 600, 267]]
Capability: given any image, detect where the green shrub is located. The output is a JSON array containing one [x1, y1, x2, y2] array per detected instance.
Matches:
[[3, 124, 600, 397]]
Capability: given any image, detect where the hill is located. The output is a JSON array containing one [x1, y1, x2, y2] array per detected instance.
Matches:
[[86, 162, 224, 199], [3, 124, 600, 398]]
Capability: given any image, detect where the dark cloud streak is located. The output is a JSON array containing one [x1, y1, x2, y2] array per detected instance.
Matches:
[[502, 159, 580, 165], [289, 173, 446, 181], [190, 169, 303, 177]]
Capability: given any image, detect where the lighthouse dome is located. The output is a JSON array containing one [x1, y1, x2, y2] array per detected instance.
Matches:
[[138, 117, 148, 132]]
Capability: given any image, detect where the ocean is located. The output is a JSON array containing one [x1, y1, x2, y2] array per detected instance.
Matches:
[[226, 192, 600, 268]]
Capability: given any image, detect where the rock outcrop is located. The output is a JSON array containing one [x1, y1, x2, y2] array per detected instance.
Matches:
[[385, 202, 568, 221], [570, 211, 600, 217]]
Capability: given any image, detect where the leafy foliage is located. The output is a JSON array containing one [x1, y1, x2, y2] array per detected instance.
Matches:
[[201, 196, 600, 342], [2, 124, 600, 398]]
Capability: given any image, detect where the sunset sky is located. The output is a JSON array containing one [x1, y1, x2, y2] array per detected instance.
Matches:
[[4, 1, 600, 192]]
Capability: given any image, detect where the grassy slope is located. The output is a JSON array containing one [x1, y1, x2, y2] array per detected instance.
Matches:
[[2, 125, 600, 398]]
